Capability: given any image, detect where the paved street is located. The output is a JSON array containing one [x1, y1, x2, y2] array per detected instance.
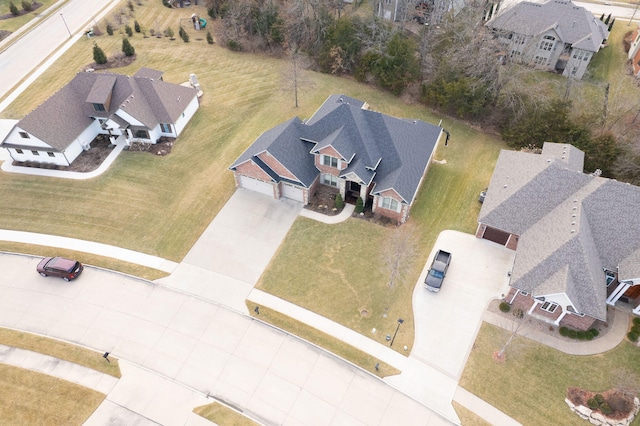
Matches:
[[0, 0, 120, 102], [0, 253, 449, 425]]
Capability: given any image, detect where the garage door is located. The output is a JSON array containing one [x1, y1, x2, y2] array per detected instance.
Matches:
[[239, 175, 274, 197], [281, 182, 304, 202], [482, 227, 511, 246]]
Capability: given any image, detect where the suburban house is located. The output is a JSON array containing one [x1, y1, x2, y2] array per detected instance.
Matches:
[[229, 94, 443, 224], [628, 24, 640, 78], [477, 143, 640, 330], [377, 0, 459, 25], [485, 0, 609, 80], [0, 67, 199, 167]]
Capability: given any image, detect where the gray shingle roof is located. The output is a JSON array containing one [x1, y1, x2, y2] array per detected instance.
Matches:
[[231, 95, 442, 204], [487, 0, 609, 53], [11, 69, 196, 151], [480, 144, 640, 320]]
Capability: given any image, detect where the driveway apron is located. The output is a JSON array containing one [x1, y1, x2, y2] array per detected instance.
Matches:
[[157, 189, 303, 313]]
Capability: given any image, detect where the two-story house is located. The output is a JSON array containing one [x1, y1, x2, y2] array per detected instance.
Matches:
[[485, 0, 609, 80], [229, 94, 443, 224]]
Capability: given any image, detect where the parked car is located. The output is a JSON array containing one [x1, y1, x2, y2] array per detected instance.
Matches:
[[37, 257, 83, 281], [424, 250, 452, 292]]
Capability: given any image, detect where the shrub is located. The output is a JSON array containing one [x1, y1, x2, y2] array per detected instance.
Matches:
[[21, 0, 31, 11], [134, 20, 141, 33], [227, 39, 242, 51], [355, 197, 364, 213], [162, 0, 172, 7], [576, 330, 586, 340], [206, 31, 214, 44], [559, 326, 569, 337], [600, 402, 613, 415], [589, 328, 599, 337], [628, 331, 639, 342], [165, 27, 174, 39], [568, 329, 577, 339], [633, 317, 640, 326], [9, 2, 19, 16], [124, 25, 133, 37], [594, 394, 605, 404], [585, 331, 594, 341], [181, 29, 189, 43], [92, 43, 107, 65], [512, 308, 524, 319], [499, 302, 511, 313], [587, 398, 599, 409], [106, 22, 114, 36], [631, 324, 640, 334], [334, 193, 344, 210], [122, 37, 135, 56]]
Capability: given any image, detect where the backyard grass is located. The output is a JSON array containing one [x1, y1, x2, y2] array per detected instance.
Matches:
[[0, 0, 62, 34], [247, 303, 400, 378], [194, 402, 260, 426], [0, 364, 105, 425], [459, 322, 640, 426], [0, 328, 121, 377], [452, 401, 492, 426], [1, 242, 168, 280]]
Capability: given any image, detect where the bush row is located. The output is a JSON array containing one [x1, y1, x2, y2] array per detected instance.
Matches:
[[559, 326, 599, 341]]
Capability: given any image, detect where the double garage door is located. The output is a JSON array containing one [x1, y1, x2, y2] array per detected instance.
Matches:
[[239, 175, 274, 197], [239, 176, 304, 202]]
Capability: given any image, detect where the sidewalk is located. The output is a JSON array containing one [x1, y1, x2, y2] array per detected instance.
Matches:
[[482, 308, 629, 355], [0, 229, 177, 273], [300, 203, 355, 224]]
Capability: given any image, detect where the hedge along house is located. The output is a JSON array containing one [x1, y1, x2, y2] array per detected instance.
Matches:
[[229, 95, 443, 224], [0, 67, 199, 167], [477, 143, 640, 330]]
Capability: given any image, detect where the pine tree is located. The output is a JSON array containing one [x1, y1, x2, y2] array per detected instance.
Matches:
[[93, 43, 107, 65], [134, 20, 141, 33], [122, 37, 135, 56], [125, 24, 133, 37], [9, 2, 19, 16], [206, 31, 214, 44]]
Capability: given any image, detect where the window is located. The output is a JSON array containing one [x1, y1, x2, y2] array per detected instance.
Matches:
[[160, 123, 171, 133], [322, 155, 338, 168], [540, 301, 558, 313], [534, 56, 546, 66], [539, 40, 553, 51], [92, 103, 106, 112], [31, 150, 39, 156], [15, 148, 23, 154], [543, 35, 556, 41], [47, 152, 55, 157], [321, 173, 338, 187], [133, 129, 150, 139], [19, 131, 29, 139], [381, 197, 399, 211]]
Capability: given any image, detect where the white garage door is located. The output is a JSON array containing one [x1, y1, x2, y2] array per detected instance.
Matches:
[[239, 175, 274, 197], [281, 182, 304, 202]]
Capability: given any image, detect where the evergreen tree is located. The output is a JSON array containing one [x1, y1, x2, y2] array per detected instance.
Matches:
[[206, 31, 214, 44], [9, 2, 19, 16], [125, 24, 133, 37], [93, 43, 107, 65], [122, 37, 135, 56], [134, 20, 141, 33]]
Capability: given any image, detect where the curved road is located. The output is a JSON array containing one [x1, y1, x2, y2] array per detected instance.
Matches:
[[0, 253, 449, 425]]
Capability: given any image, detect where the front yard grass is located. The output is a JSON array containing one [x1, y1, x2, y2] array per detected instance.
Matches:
[[0, 364, 105, 425], [0, 0, 62, 34], [459, 322, 640, 426], [194, 402, 259, 426]]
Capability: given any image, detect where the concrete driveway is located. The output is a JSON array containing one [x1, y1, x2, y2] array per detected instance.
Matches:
[[411, 230, 515, 379], [157, 189, 302, 312], [0, 253, 448, 425]]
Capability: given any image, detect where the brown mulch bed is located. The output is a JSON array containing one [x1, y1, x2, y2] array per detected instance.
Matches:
[[567, 387, 637, 420], [127, 137, 175, 156], [304, 186, 343, 216], [0, 3, 42, 20], [0, 29, 11, 42], [84, 54, 137, 72]]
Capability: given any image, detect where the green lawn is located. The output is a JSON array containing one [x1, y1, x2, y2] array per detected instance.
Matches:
[[460, 323, 640, 426], [0, 0, 64, 34], [194, 402, 259, 426]]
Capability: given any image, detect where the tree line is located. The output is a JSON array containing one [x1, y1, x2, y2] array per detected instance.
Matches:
[[204, 0, 640, 183]]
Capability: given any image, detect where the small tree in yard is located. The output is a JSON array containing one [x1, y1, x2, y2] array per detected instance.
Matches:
[[122, 37, 135, 56], [106, 22, 114, 35], [381, 223, 418, 289], [134, 20, 141, 33], [165, 27, 174, 39], [180, 26, 189, 43], [21, 0, 31, 11], [10, 2, 19, 16], [334, 194, 344, 210], [206, 31, 214, 44], [124, 24, 133, 37], [355, 197, 364, 214], [93, 43, 107, 65]]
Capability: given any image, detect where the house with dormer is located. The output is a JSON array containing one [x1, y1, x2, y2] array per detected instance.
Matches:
[[477, 143, 640, 330], [485, 0, 609, 80], [0, 67, 199, 167], [229, 95, 443, 224]]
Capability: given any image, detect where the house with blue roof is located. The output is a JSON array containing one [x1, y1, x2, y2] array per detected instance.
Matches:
[[485, 0, 609, 80], [229, 95, 443, 224], [477, 143, 640, 330]]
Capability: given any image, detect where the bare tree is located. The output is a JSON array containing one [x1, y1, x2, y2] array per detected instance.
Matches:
[[495, 307, 529, 361], [381, 223, 418, 289], [282, 45, 312, 108]]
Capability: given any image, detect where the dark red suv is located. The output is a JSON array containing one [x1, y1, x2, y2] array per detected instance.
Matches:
[[37, 257, 83, 281]]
